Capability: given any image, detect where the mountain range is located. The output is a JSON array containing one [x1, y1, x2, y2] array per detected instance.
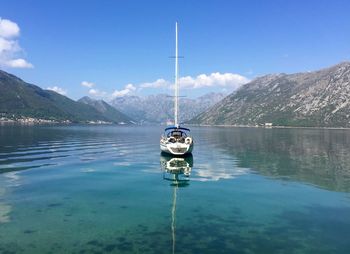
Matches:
[[78, 96, 133, 124], [0, 70, 131, 124], [110, 92, 226, 124], [2, 61, 350, 127], [190, 62, 350, 128]]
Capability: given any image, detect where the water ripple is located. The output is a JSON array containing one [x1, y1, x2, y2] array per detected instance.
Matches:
[[0, 128, 156, 174]]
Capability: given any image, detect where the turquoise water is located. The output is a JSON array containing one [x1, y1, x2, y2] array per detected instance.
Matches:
[[0, 125, 350, 254]]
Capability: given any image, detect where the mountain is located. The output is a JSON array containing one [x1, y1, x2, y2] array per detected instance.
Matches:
[[110, 92, 226, 124], [190, 62, 350, 127], [78, 96, 133, 124], [0, 70, 126, 123]]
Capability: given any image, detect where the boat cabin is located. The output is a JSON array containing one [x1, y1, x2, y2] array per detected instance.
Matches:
[[163, 126, 191, 143]]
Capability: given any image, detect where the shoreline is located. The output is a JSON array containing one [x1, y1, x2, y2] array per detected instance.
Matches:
[[0, 117, 118, 125], [186, 124, 350, 130], [1, 120, 350, 130]]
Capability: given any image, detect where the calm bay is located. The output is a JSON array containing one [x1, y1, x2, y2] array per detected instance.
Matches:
[[0, 125, 350, 253]]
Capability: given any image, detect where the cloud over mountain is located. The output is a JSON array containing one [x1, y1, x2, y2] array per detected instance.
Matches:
[[0, 18, 19, 38], [138, 72, 249, 90], [83, 72, 248, 100], [47, 86, 67, 95], [88, 88, 106, 98], [179, 72, 249, 89], [81, 81, 95, 88], [0, 18, 33, 68], [112, 84, 136, 98]]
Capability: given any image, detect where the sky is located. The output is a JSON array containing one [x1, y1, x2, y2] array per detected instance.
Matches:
[[1, 0, 350, 100]]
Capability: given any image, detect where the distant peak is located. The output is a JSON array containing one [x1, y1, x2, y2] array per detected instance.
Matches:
[[335, 61, 350, 67], [80, 96, 92, 100], [78, 96, 95, 103], [332, 61, 350, 71], [320, 61, 350, 71]]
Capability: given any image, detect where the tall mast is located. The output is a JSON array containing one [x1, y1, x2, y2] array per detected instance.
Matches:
[[174, 22, 179, 127]]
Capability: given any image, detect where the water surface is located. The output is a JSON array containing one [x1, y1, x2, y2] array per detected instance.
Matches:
[[0, 125, 350, 253]]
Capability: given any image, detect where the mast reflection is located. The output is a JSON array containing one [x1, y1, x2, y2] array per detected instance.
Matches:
[[160, 154, 193, 254]]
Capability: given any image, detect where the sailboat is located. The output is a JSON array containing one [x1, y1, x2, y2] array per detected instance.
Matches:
[[160, 22, 194, 156]]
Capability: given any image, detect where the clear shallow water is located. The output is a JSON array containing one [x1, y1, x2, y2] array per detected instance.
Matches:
[[0, 125, 350, 254]]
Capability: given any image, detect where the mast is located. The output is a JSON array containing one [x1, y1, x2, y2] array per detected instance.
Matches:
[[174, 22, 179, 127]]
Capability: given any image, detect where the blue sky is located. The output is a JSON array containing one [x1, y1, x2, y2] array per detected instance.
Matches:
[[1, 0, 350, 100]]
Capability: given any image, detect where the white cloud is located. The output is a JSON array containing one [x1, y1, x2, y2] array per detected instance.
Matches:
[[0, 37, 19, 53], [179, 72, 249, 89], [88, 88, 106, 98], [137, 72, 249, 92], [0, 18, 20, 38], [47, 86, 67, 95], [126, 83, 136, 91], [5, 58, 33, 68], [140, 78, 170, 88], [81, 81, 94, 88], [112, 83, 136, 98], [88, 88, 98, 95], [0, 18, 33, 69], [82, 72, 249, 100]]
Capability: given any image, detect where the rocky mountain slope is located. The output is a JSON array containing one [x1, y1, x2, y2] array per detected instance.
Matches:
[[111, 92, 226, 124], [190, 62, 350, 127], [0, 70, 128, 123], [78, 96, 133, 124]]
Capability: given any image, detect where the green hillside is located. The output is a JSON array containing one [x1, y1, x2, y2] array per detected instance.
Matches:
[[0, 70, 121, 123]]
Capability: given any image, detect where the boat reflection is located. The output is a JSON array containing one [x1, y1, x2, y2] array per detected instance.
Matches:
[[160, 154, 193, 254], [160, 154, 193, 186]]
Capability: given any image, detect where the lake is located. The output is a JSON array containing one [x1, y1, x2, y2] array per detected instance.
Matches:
[[0, 125, 350, 254]]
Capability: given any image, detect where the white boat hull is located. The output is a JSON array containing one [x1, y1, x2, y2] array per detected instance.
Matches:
[[160, 141, 193, 156]]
